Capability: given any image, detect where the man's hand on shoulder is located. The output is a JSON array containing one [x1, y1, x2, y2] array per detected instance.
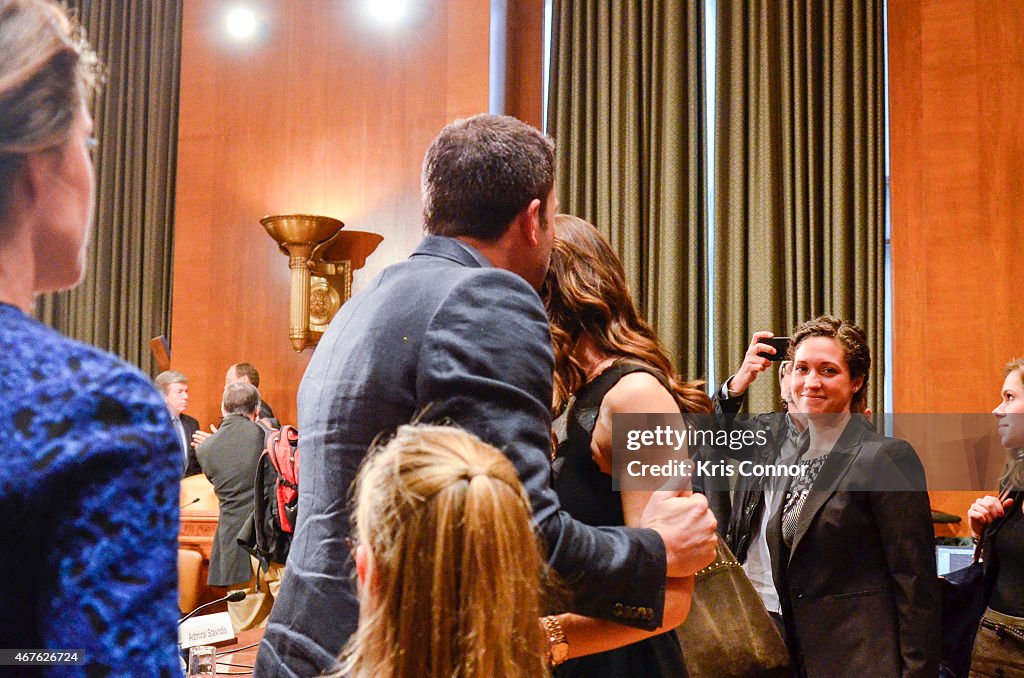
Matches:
[[640, 488, 718, 577]]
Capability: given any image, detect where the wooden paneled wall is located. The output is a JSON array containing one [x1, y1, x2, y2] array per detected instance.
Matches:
[[172, 0, 493, 427], [889, 0, 1024, 531], [504, 0, 545, 129]]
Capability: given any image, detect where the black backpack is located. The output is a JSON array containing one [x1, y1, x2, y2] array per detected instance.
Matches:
[[237, 424, 299, 570]]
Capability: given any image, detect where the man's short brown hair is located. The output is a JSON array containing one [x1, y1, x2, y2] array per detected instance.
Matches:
[[422, 114, 554, 241], [232, 362, 260, 387]]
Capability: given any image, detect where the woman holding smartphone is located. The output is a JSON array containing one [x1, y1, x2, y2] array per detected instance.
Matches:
[[766, 316, 939, 677]]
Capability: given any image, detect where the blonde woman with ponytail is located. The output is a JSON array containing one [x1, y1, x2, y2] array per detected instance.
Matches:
[[335, 424, 699, 678], [336, 424, 550, 678], [966, 359, 1024, 676]]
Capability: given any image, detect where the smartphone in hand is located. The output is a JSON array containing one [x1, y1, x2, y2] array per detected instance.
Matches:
[[756, 336, 790, 361]]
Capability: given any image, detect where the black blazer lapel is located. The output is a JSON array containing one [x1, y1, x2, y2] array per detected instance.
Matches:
[[788, 418, 868, 560]]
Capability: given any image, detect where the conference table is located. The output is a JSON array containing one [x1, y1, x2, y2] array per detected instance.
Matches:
[[209, 627, 263, 676], [179, 474, 223, 611]]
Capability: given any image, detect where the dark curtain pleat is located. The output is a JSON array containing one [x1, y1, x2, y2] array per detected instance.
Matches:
[[547, 0, 708, 384], [713, 0, 886, 414], [34, 0, 181, 377]]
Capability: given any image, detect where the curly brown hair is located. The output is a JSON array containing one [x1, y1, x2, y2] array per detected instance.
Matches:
[[789, 315, 872, 412], [541, 214, 711, 417]]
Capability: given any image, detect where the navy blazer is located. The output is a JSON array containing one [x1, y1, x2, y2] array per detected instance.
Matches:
[[766, 416, 940, 678], [256, 236, 667, 678]]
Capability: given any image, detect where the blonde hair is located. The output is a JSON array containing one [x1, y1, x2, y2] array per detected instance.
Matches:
[[0, 0, 100, 219], [1000, 359, 1024, 490], [336, 425, 549, 678]]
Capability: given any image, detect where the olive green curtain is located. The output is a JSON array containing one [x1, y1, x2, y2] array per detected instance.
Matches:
[[34, 0, 181, 376], [547, 0, 708, 383], [713, 0, 886, 414]]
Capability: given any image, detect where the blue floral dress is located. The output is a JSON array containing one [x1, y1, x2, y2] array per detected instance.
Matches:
[[0, 303, 181, 676]]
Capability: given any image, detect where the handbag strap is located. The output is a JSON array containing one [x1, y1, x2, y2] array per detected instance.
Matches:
[[695, 536, 742, 577]]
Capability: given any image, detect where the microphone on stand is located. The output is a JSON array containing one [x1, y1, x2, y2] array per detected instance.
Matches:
[[180, 497, 200, 510], [178, 590, 247, 625]]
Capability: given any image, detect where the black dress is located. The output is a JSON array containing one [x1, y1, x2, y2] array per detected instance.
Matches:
[[984, 489, 1024, 616], [552, 360, 688, 678]]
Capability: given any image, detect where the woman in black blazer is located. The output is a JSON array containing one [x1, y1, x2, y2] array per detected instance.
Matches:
[[766, 316, 939, 677], [966, 358, 1024, 676]]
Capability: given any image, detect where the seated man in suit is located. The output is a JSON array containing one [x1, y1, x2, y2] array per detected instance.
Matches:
[[155, 370, 201, 476], [256, 114, 717, 677], [197, 382, 281, 632]]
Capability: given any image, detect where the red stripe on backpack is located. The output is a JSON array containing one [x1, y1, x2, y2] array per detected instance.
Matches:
[[265, 424, 299, 533]]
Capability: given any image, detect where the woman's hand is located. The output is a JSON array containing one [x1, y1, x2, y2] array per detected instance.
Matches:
[[727, 331, 777, 396], [967, 495, 1014, 539]]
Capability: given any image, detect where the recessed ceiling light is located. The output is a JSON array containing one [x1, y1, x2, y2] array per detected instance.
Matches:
[[366, 0, 409, 24], [225, 7, 258, 40]]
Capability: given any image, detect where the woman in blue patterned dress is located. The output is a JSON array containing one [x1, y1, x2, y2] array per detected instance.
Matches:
[[0, 1, 182, 674]]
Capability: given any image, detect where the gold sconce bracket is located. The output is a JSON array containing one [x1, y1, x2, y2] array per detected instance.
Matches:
[[261, 214, 382, 352]]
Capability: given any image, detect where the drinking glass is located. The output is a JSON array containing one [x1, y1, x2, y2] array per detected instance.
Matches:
[[187, 645, 216, 676]]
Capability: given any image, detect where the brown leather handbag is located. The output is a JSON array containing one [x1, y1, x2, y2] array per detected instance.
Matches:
[[675, 537, 790, 678]]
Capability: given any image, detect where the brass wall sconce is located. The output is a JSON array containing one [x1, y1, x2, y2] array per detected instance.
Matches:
[[261, 214, 383, 351]]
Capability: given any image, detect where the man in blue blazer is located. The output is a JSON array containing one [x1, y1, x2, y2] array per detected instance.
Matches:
[[255, 115, 717, 677]]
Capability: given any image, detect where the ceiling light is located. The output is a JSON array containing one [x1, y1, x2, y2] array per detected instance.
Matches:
[[366, 0, 409, 24], [225, 7, 258, 40]]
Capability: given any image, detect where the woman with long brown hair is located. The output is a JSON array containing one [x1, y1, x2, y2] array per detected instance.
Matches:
[[542, 214, 715, 677], [546, 215, 711, 422], [966, 358, 1024, 676]]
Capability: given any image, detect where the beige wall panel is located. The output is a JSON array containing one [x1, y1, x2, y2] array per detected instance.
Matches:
[[505, 0, 545, 129]]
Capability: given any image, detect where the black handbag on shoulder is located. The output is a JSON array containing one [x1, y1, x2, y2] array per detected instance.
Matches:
[[938, 487, 1010, 678], [939, 554, 986, 678]]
